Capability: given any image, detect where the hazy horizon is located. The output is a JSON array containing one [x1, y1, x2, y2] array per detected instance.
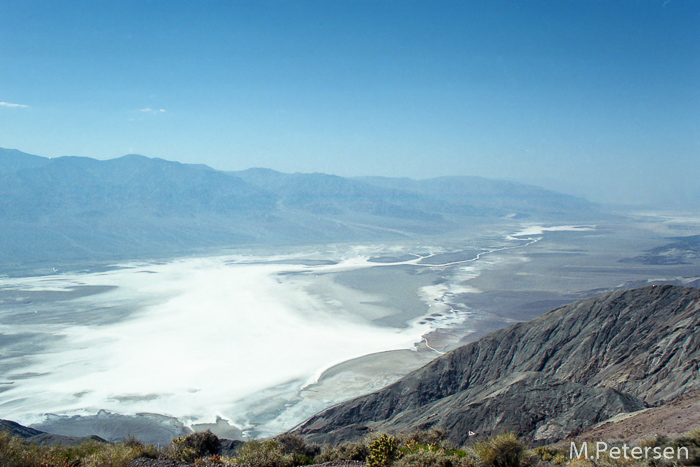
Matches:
[[1, 1, 698, 206], [3, 145, 697, 210]]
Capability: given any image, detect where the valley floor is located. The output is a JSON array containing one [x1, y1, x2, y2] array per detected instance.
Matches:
[[1, 211, 699, 443]]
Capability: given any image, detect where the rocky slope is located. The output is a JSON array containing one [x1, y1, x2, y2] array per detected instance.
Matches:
[[559, 389, 700, 446], [0, 419, 107, 445], [293, 285, 700, 446]]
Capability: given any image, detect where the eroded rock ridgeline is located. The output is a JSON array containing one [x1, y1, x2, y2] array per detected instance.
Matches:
[[293, 285, 700, 445]]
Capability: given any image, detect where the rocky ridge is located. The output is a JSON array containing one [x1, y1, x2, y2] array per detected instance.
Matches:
[[0, 419, 107, 446], [293, 285, 700, 446], [0, 147, 598, 265]]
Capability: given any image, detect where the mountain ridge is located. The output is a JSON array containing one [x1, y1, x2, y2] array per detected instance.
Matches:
[[292, 285, 700, 446], [0, 147, 598, 266]]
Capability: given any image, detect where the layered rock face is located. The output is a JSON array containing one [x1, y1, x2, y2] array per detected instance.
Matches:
[[294, 285, 700, 445]]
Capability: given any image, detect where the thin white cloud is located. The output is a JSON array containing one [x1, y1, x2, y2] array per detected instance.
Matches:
[[0, 101, 29, 108], [139, 107, 166, 114]]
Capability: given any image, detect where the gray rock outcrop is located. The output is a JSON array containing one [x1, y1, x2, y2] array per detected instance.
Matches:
[[293, 285, 700, 445]]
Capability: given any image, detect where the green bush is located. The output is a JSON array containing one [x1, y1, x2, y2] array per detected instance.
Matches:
[[472, 432, 527, 467], [368, 434, 400, 467]]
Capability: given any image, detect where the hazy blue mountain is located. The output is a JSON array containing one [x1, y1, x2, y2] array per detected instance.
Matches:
[[0, 148, 50, 174], [0, 154, 277, 220], [356, 175, 597, 216], [0, 151, 283, 266], [233, 168, 446, 221], [0, 148, 599, 268]]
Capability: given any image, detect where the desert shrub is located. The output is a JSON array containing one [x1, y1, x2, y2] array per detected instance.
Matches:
[[79, 443, 146, 467], [686, 428, 700, 443], [400, 428, 450, 448], [0, 431, 52, 467], [472, 432, 527, 467], [639, 429, 700, 467], [672, 429, 700, 460], [168, 429, 220, 462], [233, 439, 281, 467], [231, 438, 313, 467], [458, 450, 483, 467], [273, 432, 320, 459], [394, 448, 479, 467], [368, 433, 400, 467], [532, 446, 559, 462], [273, 433, 305, 454], [395, 449, 452, 467], [401, 429, 475, 464], [49, 440, 108, 466], [120, 435, 158, 459], [316, 439, 371, 463], [643, 436, 670, 448], [201, 453, 225, 464], [0, 430, 145, 467], [194, 455, 228, 467], [121, 435, 141, 448], [568, 457, 595, 467], [167, 437, 198, 463], [185, 430, 221, 457]]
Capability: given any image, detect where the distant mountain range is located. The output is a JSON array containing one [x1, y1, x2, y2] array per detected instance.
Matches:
[[293, 285, 700, 446], [0, 148, 598, 267]]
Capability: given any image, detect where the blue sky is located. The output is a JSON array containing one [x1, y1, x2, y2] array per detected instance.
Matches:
[[1, 0, 698, 205]]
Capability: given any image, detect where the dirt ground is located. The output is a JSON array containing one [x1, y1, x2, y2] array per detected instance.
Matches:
[[559, 390, 700, 446]]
